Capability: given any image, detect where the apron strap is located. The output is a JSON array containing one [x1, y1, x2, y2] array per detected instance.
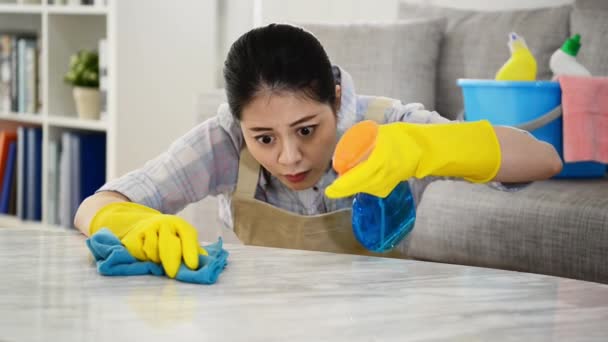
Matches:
[[234, 147, 260, 198]]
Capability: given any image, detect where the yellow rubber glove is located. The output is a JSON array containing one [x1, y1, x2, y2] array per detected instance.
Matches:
[[89, 202, 207, 278], [325, 120, 501, 199]]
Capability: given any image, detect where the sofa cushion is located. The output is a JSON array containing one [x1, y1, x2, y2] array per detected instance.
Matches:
[[405, 179, 608, 284], [571, 0, 608, 76], [398, 3, 571, 119], [301, 19, 444, 111]]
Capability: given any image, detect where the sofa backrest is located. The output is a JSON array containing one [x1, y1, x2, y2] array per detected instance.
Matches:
[[571, 0, 608, 77], [301, 19, 445, 112]]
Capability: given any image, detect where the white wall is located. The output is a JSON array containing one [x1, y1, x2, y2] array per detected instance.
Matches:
[[259, 0, 401, 23], [114, 0, 218, 178]]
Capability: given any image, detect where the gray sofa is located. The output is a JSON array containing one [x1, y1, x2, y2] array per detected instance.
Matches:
[[194, 0, 608, 283], [392, 0, 608, 284]]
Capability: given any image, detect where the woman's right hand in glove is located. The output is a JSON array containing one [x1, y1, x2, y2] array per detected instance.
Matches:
[[89, 202, 206, 278]]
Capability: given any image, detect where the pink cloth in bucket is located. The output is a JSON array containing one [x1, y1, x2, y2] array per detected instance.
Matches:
[[559, 75, 608, 163]]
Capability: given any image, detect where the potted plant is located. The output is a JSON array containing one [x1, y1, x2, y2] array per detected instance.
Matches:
[[64, 49, 100, 120]]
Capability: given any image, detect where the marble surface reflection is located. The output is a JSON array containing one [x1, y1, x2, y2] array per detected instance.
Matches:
[[1, 226, 608, 342]]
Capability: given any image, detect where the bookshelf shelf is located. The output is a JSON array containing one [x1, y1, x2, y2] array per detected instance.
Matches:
[[0, 4, 44, 14], [0, 213, 22, 227], [0, 0, 112, 228], [46, 5, 107, 15], [47, 115, 107, 131], [1, 0, 216, 229], [0, 112, 44, 124], [0, 112, 105, 130]]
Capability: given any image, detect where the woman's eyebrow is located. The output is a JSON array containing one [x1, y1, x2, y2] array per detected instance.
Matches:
[[248, 114, 319, 132], [248, 126, 273, 132], [289, 114, 318, 127]]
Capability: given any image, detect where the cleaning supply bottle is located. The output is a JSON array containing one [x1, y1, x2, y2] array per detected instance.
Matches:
[[549, 34, 591, 77], [332, 120, 416, 253], [495, 32, 537, 81]]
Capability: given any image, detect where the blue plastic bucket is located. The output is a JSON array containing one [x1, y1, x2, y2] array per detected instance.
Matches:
[[457, 79, 606, 178]]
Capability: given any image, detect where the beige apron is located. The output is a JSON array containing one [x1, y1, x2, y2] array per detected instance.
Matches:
[[231, 97, 407, 258]]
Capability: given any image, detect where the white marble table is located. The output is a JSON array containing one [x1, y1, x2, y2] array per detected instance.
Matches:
[[2, 226, 608, 342]]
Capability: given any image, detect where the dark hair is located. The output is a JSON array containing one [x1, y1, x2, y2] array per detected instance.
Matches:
[[223, 23, 337, 120]]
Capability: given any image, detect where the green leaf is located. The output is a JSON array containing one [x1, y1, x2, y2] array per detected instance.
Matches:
[[64, 49, 100, 87]]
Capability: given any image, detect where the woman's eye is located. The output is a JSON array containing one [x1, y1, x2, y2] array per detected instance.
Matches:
[[298, 126, 315, 137], [256, 135, 274, 145]]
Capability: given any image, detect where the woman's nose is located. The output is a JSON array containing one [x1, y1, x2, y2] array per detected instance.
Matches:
[[278, 139, 303, 166]]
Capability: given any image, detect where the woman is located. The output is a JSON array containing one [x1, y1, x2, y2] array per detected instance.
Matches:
[[74, 24, 562, 278]]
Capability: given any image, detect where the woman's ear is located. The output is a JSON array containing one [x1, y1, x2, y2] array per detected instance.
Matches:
[[334, 84, 341, 112]]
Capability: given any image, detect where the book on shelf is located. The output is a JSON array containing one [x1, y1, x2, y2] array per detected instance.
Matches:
[[58, 132, 70, 226], [0, 141, 16, 214], [47, 140, 59, 225], [25, 127, 42, 220], [57, 131, 106, 228], [98, 38, 108, 121], [15, 126, 42, 221], [0, 35, 11, 113], [0, 126, 106, 225], [47, 1, 106, 8], [0, 131, 17, 214], [69, 131, 80, 223], [8, 141, 17, 215], [0, 32, 40, 115], [0, 130, 17, 192], [78, 132, 106, 201], [16, 126, 26, 219]]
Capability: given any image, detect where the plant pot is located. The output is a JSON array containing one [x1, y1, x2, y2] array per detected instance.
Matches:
[[73, 86, 100, 120]]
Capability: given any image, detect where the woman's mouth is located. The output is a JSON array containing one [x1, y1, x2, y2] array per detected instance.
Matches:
[[284, 171, 309, 183]]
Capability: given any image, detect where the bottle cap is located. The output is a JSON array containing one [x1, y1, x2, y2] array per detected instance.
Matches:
[[561, 34, 582, 57], [333, 120, 378, 176], [508, 32, 529, 51]]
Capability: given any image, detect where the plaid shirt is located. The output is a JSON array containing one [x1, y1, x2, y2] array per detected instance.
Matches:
[[100, 66, 517, 229]]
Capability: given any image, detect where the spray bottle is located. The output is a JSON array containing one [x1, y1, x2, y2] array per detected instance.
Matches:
[[333, 120, 416, 253]]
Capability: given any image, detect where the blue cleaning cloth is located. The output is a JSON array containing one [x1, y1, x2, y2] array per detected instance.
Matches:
[[86, 228, 229, 284]]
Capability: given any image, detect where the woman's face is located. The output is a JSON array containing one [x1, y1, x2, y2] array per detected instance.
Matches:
[[240, 87, 340, 191]]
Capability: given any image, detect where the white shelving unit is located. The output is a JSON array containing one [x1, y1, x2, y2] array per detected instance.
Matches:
[[0, 0, 113, 228], [1, 0, 219, 229]]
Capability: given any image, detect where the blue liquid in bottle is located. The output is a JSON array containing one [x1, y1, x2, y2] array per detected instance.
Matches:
[[351, 181, 416, 253]]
